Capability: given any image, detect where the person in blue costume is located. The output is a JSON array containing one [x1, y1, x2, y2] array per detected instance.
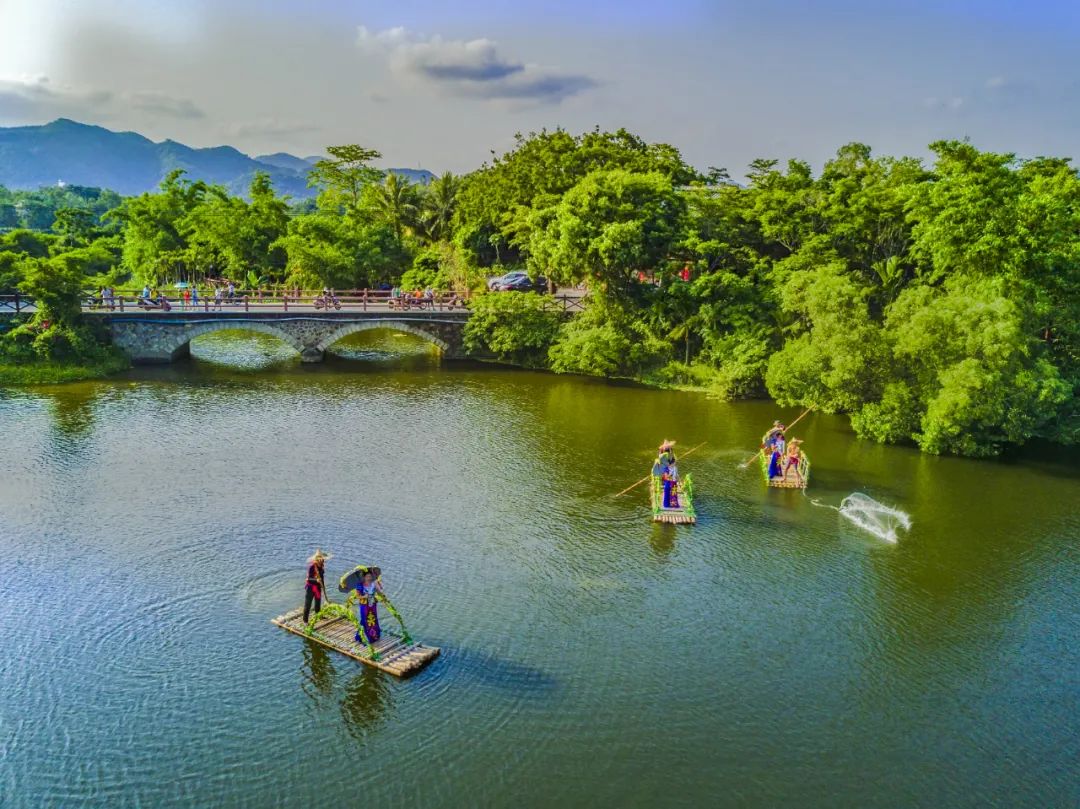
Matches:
[[657, 440, 678, 507], [767, 447, 784, 479], [354, 568, 383, 645]]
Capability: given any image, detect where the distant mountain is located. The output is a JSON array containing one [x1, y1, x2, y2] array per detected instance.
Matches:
[[0, 119, 434, 198], [254, 152, 315, 173], [261, 151, 435, 185], [390, 168, 437, 185]]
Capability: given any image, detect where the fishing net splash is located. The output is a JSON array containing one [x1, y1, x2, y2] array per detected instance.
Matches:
[[837, 493, 911, 543]]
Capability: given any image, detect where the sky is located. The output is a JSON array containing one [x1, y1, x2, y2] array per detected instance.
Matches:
[[1, 0, 1079, 175]]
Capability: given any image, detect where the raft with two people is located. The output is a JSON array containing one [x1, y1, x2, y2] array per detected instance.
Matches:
[[758, 419, 810, 489], [272, 550, 440, 677]]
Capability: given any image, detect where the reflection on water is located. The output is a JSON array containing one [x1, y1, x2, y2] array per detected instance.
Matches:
[[328, 329, 441, 370], [189, 327, 441, 371], [190, 328, 301, 369], [1, 347, 1078, 808], [301, 642, 336, 704], [340, 666, 392, 742]]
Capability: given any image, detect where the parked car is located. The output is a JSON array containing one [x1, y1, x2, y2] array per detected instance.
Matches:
[[498, 274, 556, 294], [487, 270, 528, 290]]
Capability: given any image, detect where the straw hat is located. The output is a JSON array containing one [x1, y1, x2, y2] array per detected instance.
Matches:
[[308, 549, 332, 564], [659, 439, 676, 451]]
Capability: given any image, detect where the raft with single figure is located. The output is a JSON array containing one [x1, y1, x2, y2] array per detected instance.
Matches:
[[273, 563, 439, 677], [650, 439, 696, 524]]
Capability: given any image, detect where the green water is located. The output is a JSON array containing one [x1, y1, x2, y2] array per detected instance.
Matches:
[[1, 331, 1077, 808]]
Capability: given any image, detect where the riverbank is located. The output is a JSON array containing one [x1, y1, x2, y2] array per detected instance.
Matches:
[[0, 354, 130, 385]]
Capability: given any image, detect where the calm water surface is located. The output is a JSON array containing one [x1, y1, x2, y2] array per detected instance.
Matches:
[[1, 331, 1078, 808]]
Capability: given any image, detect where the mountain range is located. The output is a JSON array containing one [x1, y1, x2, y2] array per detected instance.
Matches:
[[0, 119, 435, 198]]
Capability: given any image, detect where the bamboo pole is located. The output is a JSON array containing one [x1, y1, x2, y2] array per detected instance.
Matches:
[[614, 441, 706, 498], [738, 405, 815, 468]]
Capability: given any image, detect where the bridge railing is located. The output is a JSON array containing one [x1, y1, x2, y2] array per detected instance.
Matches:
[[1, 289, 590, 315], [0, 292, 28, 313], [71, 289, 587, 314]]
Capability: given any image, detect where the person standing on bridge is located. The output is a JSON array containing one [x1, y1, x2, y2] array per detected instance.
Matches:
[[191, 285, 199, 309], [303, 549, 332, 624]]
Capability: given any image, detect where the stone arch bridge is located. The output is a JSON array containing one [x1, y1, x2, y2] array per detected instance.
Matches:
[[96, 310, 471, 363]]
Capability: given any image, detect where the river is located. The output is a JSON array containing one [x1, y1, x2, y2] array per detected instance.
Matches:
[[1, 331, 1077, 808]]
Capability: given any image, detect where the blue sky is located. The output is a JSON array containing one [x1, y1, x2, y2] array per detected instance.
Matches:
[[1, 0, 1078, 175]]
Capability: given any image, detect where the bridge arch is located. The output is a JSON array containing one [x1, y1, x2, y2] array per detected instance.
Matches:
[[172, 321, 306, 358], [315, 320, 451, 354]]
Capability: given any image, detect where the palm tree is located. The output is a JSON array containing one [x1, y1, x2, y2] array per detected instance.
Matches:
[[419, 172, 460, 242], [370, 173, 419, 243]]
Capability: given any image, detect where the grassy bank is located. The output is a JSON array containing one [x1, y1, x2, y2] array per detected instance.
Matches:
[[0, 353, 130, 385]]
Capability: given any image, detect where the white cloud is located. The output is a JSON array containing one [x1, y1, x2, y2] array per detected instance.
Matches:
[[0, 74, 112, 119], [356, 25, 595, 103], [0, 74, 204, 123]]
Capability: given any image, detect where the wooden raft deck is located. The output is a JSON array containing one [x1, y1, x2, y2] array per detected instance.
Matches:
[[765, 477, 806, 489], [650, 474, 697, 524], [272, 607, 440, 677], [654, 509, 696, 524], [760, 452, 810, 489]]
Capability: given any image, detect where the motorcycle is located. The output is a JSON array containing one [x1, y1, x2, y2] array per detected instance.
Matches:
[[313, 291, 341, 311]]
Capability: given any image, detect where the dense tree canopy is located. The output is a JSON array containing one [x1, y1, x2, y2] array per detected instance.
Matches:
[[3, 129, 1078, 455]]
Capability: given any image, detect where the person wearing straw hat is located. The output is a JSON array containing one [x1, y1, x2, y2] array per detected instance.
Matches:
[[784, 439, 805, 486], [762, 421, 785, 451], [657, 440, 679, 508], [303, 549, 332, 624]]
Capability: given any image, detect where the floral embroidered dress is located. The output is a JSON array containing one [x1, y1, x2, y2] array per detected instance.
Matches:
[[355, 581, 381, 644]]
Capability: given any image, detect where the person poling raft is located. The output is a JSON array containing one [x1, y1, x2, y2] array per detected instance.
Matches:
[[303, 548, 331, 624], [271, 552, 440, 677], [650, 440, 696, 524]]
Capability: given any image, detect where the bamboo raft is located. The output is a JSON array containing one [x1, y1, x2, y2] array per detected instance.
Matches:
[[650, 473, 696, 524], [272, 607, 440, 677], [760, 451, 811, 489]]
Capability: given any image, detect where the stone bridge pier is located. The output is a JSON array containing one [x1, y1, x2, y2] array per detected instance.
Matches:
[[101, 311, 470, 364]]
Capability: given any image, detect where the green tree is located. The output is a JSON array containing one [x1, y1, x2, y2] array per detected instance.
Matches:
[[114, 170, 207, 283], [419, 172, 460, 242], [307, 145, 383, 210], [366, 173, 420, 244], [463, 292, 562, 366], [456, 127, 699, 269], [532, 170, 686, 299], [852, 278, 1069, 455], [52, 207, 97, 247]]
